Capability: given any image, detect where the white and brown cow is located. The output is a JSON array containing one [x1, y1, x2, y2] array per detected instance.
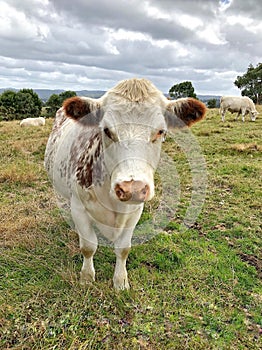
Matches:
[[44, 78, 206, 289], [220, 96, 258, 122]]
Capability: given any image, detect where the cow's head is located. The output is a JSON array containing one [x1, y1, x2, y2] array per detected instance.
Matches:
[[251, 110, 258, 121], [63, 79, 206, 204]]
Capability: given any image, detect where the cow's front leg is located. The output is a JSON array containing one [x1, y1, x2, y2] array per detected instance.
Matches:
[[113, 246, 131, 290], [112, 208, 143, 290], [71, 196, 97, 284], [79, 236, 97, 284], [112, 227, 134, 290]]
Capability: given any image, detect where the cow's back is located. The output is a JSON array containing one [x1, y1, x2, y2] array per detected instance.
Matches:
[[221, 96, 255, 110], [221, 97, 239, 110]]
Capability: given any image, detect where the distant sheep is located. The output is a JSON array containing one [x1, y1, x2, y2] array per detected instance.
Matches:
[[20, 117, 45, 127]]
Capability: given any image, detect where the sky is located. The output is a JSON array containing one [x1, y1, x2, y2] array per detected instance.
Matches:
[[0, 0, 261, 96]]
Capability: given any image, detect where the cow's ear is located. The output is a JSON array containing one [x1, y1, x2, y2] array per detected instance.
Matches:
[[63, 96, 103, 125], [165, 98, 206, 128]]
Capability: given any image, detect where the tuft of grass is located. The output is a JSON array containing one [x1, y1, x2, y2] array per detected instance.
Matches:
[[0, 110, 262, 349]]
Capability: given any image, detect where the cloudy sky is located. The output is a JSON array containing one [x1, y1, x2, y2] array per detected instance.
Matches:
[[0, 0, 261, 95]]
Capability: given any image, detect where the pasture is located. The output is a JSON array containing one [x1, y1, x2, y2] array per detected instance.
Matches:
[[0, 107, 261, 349]]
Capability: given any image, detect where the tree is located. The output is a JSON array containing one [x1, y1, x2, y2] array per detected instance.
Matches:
[[59, 90, 77, 102], [19, 89, 42, 117], [15, 90, 43, 118], [234, 63, 262, 104], [169, 81, 197, 99], [45, 94, 61, 117], [207, 98, 217, 108], [0, 105, 9, 121], [15, 91, 35, 117], [46, 90, 76, 117], [0, 90, 17, 120], [0, 90, 16, 109], [0, 89, 42, 120]]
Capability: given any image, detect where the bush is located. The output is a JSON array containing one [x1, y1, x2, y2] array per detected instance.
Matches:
[[0, 89, 42, 121]]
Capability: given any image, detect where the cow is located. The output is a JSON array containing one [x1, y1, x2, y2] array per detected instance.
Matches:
[[44, 78, 206, 290], [20, 117, 45, 127], [220, 96, 258, 122]]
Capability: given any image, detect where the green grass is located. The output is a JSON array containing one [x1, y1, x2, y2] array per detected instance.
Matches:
[[0, 109, 261, 349]]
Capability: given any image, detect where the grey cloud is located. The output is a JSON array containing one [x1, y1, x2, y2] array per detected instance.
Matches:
[[49, 0, 194, 43], [150, 0, 218, 17], [222, 23, 262, 57], [224, 0, 262, 19]]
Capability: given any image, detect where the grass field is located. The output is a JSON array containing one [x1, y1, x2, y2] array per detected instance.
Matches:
[[0, 107, 261, 349]]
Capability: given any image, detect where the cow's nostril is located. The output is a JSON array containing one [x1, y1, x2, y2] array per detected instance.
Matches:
[[140, 185, 148, 196], [116, 188, 124, 197], [115, 181, 149, 202], [115, 183, 132, 201]]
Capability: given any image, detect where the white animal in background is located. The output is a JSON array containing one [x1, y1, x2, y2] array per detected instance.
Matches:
[[220, 96, 258, 122], [20, 117, 45, 127], [44, 78, 206, 290]]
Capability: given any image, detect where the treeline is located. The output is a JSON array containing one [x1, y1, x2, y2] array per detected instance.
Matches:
[[0, 89, 76, 121], [168, 62, 262, 108], [0, 62, 261, 120]]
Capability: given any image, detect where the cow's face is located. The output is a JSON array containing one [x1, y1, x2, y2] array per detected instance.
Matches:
[[63, 93, 206, 204], [100, 104, 167, 203], [251, 110, 258, 121]]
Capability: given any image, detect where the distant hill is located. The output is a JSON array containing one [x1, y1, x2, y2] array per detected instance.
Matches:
[[0, 88, 220, 103], [76, 90, 106, 99], [0, 88, 106, 102], [197, 95, 221, 103]]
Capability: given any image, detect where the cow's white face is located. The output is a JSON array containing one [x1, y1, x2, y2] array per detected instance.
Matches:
[[251, 111, 258, 121], [61, 82, 206, 205], [100, 104, 167, 203]]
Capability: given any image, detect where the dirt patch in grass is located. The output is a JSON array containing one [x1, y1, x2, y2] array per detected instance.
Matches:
[[229, 143, 262, 153], [1, 184, 57, 249], [196, 129, 223, 137], [1, 215, 41, 248], [0, 163, 43, 184], [238, 253, 262, 279]]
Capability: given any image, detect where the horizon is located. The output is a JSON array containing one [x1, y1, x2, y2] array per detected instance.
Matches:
[[0, 86, 228, 98]]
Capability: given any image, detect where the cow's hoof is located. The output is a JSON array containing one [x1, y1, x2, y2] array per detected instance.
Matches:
[[113, 277, 130, 290], [80, 271, 95, 285]]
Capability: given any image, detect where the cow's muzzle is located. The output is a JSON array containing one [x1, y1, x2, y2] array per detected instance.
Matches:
[[115, 180, 149, 202]]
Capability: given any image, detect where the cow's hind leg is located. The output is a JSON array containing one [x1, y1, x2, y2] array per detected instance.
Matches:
[[235, 111, 241, 121], [71, 196, 97, 284]]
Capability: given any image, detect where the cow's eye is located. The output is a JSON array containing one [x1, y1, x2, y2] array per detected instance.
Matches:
[[103, 127, 118, 142], [104, 127, 112, 139], [158, 129, 165, 136], [152, 129, 166, 143]]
